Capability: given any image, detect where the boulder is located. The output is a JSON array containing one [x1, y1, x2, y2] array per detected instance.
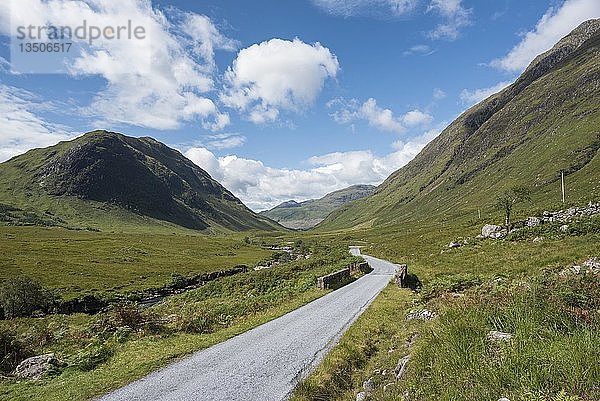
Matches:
[[498, 398, 511, 401], [448, 241, 461, 248], [560, 224, 569, 233], [487, 330, 513, 343], [525, 217, 541, 227], [14, 353, 60, 380], [395, 355, 410, 379], [406, 309, 436, 321], [356, 391, 368, 401], [583, 257, 600, 271], [363, 377, 375, 392], [481, 224, 506, 239]]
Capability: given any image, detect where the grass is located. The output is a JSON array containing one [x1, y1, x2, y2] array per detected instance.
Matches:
[[0, 240, 362, 401], [0, 226, 272, 299], [291, 214, 600, 401]]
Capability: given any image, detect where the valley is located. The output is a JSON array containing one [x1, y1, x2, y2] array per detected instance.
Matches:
[[0, 11, 598, 401]]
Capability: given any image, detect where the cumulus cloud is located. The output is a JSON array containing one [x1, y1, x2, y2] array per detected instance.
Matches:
[[1, 0, 234, 131], [460, 81, 512, 105], [329, 98, 432, 134], [0, 84, 75, 162], [490, 0, 600, 72], [311, 0, 419, 18], [184, 126, 442, 211], [427, 0, 472, 40], [221, 38, 339, 124]]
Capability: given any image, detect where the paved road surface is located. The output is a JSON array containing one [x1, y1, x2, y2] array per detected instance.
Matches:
[[98, 247, 398, 401]]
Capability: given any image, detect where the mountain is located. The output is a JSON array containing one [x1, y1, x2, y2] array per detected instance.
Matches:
[[320, 19, 600, 230], [0, 130, 281, 232], [260, 185, 376, 230]]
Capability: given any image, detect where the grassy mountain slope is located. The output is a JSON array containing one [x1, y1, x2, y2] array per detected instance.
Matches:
[[320, 19, 600, 231], [0, 131, 281, 233], [260, 185, 376, 230]]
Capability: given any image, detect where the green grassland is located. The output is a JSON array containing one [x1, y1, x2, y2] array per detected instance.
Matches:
[[0, 239, 362, 401], [291, 211, 600, 401], [0, 226, 274, 299]]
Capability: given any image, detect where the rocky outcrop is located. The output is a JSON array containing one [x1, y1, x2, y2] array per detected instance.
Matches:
[[406, 309, 436, 321], [487, 330, 513, 343], [395, 355, 410, 379], [481, 224, 506, 239], [14, 353, 61, 380], [540, 202, 600, 223]]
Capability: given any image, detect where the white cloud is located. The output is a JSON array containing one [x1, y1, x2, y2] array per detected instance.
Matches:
[[329, 98, 432, 134], [403, 44, 434, 56], [460, 80, 512, 105], [491, 0, 600, 72], [427, 0, 472, 40], [205, 133, 247, 150], [433, 88, 446, 99], [0, 0, 234, 131], [311, 0, 419, 18], [402, 109, 433, 126], [221, 38, 339, 124], [184, 127, 442, 211], [0, 84, 74, 162]]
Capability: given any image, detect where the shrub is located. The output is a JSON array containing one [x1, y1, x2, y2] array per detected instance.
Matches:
[[70, 337, 114, 371], [0, 327, 31, 373], [0, 276, 54, 318], [177, 310, 218, 334]]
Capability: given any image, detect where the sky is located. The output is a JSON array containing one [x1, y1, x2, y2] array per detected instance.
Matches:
[[0, 0, 599, 211]]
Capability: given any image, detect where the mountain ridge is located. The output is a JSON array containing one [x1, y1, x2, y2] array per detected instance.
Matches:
[[260, 184, 376, 230], [0, 130, 281, 233], [320, 19, 600, 230]]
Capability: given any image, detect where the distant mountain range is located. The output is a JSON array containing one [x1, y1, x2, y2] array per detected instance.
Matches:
[[259, 185, 376, 230], [320, 19, 600, 230], [0, 131, 280, 233]]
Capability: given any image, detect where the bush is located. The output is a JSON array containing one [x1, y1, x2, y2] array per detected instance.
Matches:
[[70, 337, 114, 371], [89, 303, 164, 337], [177, 310, 218, 334], [0, 276, 54, 318], [0, 327, 31, 373]]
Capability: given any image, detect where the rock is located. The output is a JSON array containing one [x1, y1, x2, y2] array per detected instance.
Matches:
[[533, 236, 544, 242], [14, 353, 60, 380], [481, 224, 506, 239], [406, 309, 436, 321], [448, 241, 461, 248], [395, 355, 410, 379], [363, 377, 375, 392], [498, 398, 511, 401], [383, 382, 395, 392], [356, 391, 368, 401], [560, 224, 569, 233], [487, 330, 513, 343], [525, 217, 541, 227], [583, 257, 600, 271], [451, 292, 465, 298]]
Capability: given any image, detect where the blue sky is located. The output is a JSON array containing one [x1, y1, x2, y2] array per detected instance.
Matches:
[[0, 0, 598, 210]]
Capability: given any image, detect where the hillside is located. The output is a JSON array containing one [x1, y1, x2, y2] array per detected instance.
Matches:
[[0, 131, 281, 232], [320, 19, 600, 231], [260, 185, 376, 230]]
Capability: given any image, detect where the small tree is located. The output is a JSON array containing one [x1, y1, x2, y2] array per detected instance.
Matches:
[[495, 186, 531, 228], [0, 276, 54, 318]]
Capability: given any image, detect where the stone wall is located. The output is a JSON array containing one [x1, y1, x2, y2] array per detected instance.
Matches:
[[316, 268, 351, 290]]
